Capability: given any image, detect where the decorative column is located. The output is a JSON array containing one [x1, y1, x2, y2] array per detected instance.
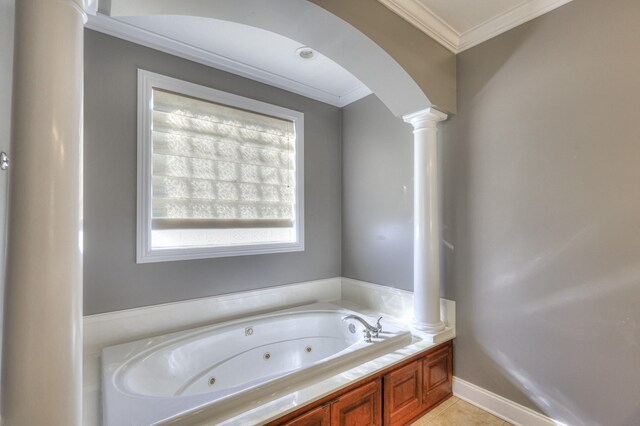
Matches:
[[404, 108, 448, 334], [2, 0, 86, 424]]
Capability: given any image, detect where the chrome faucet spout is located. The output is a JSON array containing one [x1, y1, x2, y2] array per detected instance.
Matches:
[[342, 314, 383, 342]]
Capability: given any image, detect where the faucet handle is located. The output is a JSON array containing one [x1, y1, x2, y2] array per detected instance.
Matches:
[[373, 317, 383, 337], [363, 329, 372, 343]]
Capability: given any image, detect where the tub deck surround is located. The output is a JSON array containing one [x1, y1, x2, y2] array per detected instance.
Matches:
[[213, 331, 452, 425], [83, 278, 456, 425], [340, 278, 456, 343], [102, 303, 413, 425]]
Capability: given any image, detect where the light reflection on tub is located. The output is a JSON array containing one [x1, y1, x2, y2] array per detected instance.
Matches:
[[102, 302, 411, 425]]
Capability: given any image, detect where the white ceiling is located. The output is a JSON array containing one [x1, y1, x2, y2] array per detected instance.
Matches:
[[86, 14, 372, 107], [378, 0, 574, 53], [418, 0, 526, 34]]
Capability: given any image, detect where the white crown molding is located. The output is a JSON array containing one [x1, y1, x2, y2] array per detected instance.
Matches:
[[378, 0, 574, 54], [338, 84, 375, 107], [377, 0, 460, 53], [458, 0, 574, 52], [453, 378, 567, 426], [85, 14, 371, 107]]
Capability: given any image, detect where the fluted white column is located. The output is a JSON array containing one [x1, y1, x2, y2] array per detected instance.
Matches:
[[404, 108, 447, 333], [2, 0, 86, 424]]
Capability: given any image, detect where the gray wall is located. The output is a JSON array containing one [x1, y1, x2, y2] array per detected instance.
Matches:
[[443, 0, 640, 424], [341, 95, 415, 291], [84, 30, 341, 315]]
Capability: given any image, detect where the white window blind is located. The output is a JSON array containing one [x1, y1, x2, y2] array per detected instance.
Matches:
[[151, 89, 297, 230], [137, 70, 304, 263]]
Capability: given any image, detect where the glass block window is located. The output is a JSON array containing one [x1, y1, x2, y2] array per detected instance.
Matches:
[[137, 71, 304, 263]]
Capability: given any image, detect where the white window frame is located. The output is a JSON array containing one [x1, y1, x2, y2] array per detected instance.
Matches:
[[137, 70, 305, 263]]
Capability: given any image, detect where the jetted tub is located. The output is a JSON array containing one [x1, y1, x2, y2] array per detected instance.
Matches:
[[102, 303, 412, 425]]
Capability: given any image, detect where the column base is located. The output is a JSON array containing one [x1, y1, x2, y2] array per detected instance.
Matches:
[[412, 320, 455, 344], [412, 319, 445, 333]]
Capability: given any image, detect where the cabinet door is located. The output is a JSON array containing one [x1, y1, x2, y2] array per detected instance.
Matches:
[[283, 404, 330, 426], [422, 344, 453, 409], [383, 360, 422, 426], [331, 379, 382, 426]]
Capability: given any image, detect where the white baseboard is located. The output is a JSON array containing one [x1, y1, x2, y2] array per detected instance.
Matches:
[[453, 377, 564, 426]]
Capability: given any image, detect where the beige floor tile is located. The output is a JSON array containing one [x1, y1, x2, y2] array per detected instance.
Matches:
[[410, 414, 434, 426], [410, 396, 459, 425], [501, 422, 515, 426], [426, 400, 504, 426], [409, 406, 443, 425], [432, 396, 459, 414], [443, 396, 460, 406]]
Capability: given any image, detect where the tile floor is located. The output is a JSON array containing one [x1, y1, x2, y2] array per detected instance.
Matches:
[[411, 396, 514, 426]]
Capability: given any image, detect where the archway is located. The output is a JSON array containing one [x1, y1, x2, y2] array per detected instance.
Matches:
[[103, 0, 432, 117]]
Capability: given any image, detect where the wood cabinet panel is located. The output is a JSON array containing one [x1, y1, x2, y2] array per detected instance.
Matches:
[[331, 379, 382, 426], [268, 342, 453, 426], [383, 360, 422, 426], [282, 404, 330, 426], [422, 345, 453, 409]]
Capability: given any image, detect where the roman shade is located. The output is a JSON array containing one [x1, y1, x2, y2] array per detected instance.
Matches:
[[151, 88, 296, 230]]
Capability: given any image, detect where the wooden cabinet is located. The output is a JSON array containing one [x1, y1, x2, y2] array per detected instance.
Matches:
[[383, 342, 453, 425], [282, 405, 330, 426], [269, 341, 452, 426], [383, 361, 422, 426], [330, 380, 381, 426], [422, 345, 452, 408]]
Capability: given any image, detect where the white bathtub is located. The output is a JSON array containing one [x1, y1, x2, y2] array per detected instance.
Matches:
[[102, 302, 412, 425]]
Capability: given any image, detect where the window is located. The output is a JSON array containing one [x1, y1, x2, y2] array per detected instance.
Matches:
[[137, 70, 304, 263]]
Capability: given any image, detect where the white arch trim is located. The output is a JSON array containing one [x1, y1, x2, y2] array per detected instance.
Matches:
[[103, 0, 431, 117]]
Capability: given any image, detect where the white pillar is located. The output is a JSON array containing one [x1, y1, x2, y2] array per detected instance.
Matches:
[[2, 0, 86, 424], [404, 108, 447, 333]]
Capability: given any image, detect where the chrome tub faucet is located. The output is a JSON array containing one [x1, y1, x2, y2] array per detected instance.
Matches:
[[342, 314, 383, 342]]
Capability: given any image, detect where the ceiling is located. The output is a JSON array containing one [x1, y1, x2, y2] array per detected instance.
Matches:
[[378, 0, 574, 53], [86, 14, 372, 108]]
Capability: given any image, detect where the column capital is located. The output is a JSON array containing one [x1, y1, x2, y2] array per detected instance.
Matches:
[[66, 0, 98, 20], [403, 107, 448, 130]]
